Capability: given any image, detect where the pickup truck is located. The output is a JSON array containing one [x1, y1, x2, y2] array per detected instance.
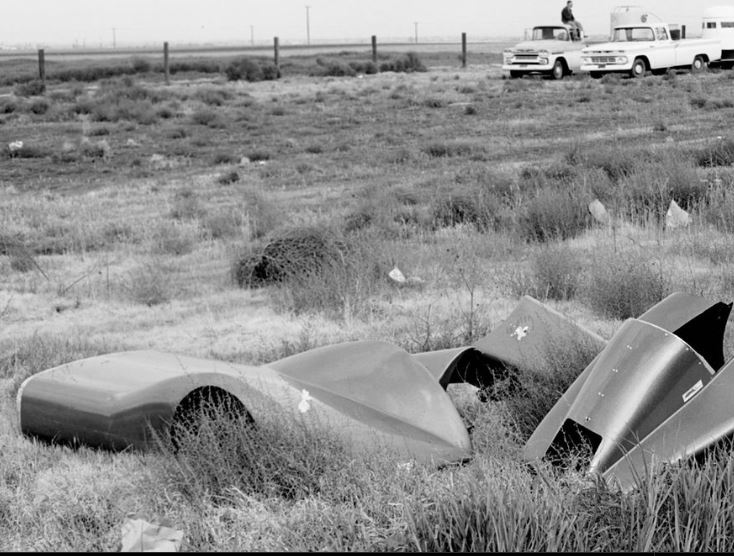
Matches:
[[502, 24, 587, 80], [580, 22, 722, 78]]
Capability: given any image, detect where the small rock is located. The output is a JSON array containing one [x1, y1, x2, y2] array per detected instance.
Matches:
[[666, 199, 690, 229], [588, 199, 610, 225]]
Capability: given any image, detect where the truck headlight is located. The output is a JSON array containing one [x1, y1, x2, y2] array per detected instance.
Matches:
[[616, 56, 628, 64], [582, 56, 591, 64], [539, 58, 549, 65]]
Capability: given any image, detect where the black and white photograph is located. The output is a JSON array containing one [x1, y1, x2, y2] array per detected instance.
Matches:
[[3, 0, 734, 551]]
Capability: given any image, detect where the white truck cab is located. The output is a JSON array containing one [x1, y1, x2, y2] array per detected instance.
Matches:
[[502, 24, 587, 80]]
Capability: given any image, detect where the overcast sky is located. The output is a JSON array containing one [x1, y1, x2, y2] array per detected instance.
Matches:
[[2, 1, 732, 47]]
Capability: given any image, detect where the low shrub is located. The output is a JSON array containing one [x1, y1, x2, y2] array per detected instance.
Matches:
[[80, 139, 111, 160], [122, 260, 173, 306], [530, 244, 584, 301], [149, 221, 198, 255], [29, 99, 50, 115], [431, 187, 502, 232], [313, 58, 357, 77], [224, 58, 280, 82], [14, 79, 45, 97], [191, 108, 226, 128], [170, 188, 206, 220], [582, 251, 668, 319], [343, 185, 428, 236], [169, 59, 222, 74], [516, 187, 591, 242], [130, 56, 152, 73], [422, 141, 474, 158], [193, 87, 233, 106], [613, 156, 704, 222], [217, 170, 240, 185], [0, 98, 18, 114], [379, 52, 426, 73], [201, 210, 246, 239], [247, 150, 272, 162], [233, 226, 388, 319], [349, 60, 378, 74], [703, 178, 734, 232], [565, 143, 647, 184], [233, 226, 348, 288], [212, 151, 237, 165], [692, 137, 734, 167], [6, 142, 50, 159]]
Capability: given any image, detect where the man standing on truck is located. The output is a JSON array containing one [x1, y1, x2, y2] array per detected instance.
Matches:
[[561, 1, 584, 38]]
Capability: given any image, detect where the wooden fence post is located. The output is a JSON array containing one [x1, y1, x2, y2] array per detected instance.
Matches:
[[461, 33, 467, 68], [38, 49, 46, 85], [371, 35, 377, 63], [274, 36, 280, 68], [163, 42, 170, 84]]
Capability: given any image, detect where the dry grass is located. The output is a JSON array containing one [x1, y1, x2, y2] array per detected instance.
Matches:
[[3, 49, 734, 550]]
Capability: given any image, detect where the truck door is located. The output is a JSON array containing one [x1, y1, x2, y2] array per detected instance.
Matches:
[[654, 26, 677, 68]]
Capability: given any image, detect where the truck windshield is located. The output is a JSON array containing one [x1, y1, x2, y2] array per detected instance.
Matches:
[[612, 27, 655, 41], [532, 27, 568, 40]]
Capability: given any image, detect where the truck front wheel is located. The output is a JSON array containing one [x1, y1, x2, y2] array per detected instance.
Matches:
[[692, 55, 708, 73], [630, 58, 647, 78], [550, 59, 565, 80], [509, 71, 524, 79]]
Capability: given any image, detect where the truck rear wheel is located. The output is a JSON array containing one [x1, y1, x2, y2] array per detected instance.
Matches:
[[691, 55, 707, 73], [550, 59, 565, 80], [630, 58, 647, 78]]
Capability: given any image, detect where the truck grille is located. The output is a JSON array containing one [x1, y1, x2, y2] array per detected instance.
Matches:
[[514, 54, 538, 61], [589, 56, 617, 64]]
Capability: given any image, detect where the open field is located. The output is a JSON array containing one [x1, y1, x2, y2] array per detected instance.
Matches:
[[4, 49, 734, 550]]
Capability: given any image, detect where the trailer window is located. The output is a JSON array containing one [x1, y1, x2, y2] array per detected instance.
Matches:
[[722, 21, 734, 28], [706, 22, 717, 29]]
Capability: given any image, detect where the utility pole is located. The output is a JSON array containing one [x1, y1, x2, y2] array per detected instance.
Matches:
[[305, 5, 311, 45], [112, 27, 117, 49], [250, 25, 254, 45], [414, 21, 418, 43]]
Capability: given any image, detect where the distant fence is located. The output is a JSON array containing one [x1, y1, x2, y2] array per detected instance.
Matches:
[[18, 33, 496, 87]]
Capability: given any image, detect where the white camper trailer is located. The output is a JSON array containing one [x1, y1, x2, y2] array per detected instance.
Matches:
[[702, 5, 734, 65], [610, 5, 663, 38]]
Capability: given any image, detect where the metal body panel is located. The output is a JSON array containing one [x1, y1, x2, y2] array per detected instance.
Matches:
[[413, 296, 605, 391], [18, 351, 293, 449], [604, 358, 734, 490], [637, 292, 730, 370], [19, 344, 471, 465], [524, 292, 734, 492], [473, 296, 605, 376], [269, 341, 472, 460]]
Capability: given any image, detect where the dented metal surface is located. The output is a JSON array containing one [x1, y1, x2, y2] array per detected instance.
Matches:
[[18, 290, 734, 488], [524, 292, 734, 492], [17, 294, 601, 465], [18, 344, 472, 465]]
